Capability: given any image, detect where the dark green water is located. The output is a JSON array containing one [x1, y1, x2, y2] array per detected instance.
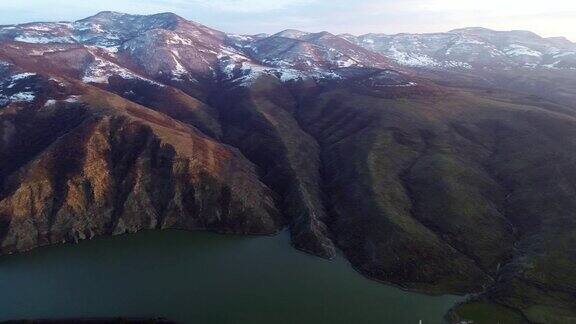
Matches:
[[0, 230, 460, 323]]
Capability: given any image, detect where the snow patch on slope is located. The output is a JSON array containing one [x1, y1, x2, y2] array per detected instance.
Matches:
[[9, 92, 35, 102], [82, 55, 163, 86], [44, 95, 81, 107], [504, 44, 542, 57], [388, 46, 438, 67], [14, 35, 73, 44], [169, 50, 189, 80]]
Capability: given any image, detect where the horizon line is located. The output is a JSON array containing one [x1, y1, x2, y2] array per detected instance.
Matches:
[[0, 10, 574, 42]]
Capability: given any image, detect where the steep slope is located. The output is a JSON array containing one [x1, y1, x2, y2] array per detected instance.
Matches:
[[291, 80, 576, 322], [0, 28, 344, 258], [0, 69, 281, 254], [210, 77, 336, 257]]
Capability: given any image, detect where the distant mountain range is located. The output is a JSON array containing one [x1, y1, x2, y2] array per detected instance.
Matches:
[[345, 27, 576, 69], [1, 12, 575, 323]]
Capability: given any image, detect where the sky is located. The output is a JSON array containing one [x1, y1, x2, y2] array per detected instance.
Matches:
[[0, 0, 574, 41]]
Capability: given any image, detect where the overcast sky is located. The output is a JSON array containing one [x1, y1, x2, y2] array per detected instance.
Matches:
[[0, 0, 574, 41]]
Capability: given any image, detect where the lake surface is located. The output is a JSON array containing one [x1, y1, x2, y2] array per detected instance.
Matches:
[[0, 230, 460, 323]]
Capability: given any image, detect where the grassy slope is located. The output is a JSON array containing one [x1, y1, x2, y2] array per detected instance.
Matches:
[[293, 83, 576, 322]]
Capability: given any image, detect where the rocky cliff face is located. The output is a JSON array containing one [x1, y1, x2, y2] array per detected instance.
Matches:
[[0, 79, 281, 254], [1, 12, 576, 323]]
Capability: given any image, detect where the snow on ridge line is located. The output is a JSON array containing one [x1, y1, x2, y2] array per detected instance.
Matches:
[[227, 34, 251, 42], [552, 51, 575, 58], [10, 72, 37, 81]]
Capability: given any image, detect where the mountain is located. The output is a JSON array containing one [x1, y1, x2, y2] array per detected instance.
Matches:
[[344, 27, 576, 70], [1, 12, 576, 323], [344, 27, 576, 110]]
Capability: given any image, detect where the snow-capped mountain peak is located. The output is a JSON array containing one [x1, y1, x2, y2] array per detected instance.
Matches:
[[346, 27, 576, 70], [1, 11, 572, 96], [272, 29, 310, 40]]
